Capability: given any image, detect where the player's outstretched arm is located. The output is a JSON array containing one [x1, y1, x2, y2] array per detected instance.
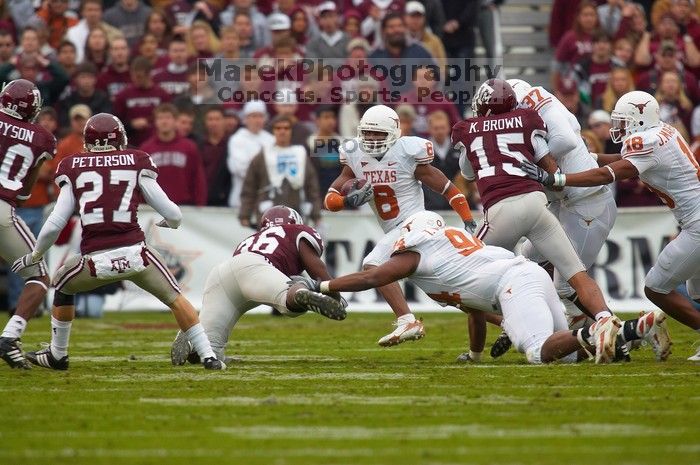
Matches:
[[299, 239, 332, 281], [414, 164, 475, 231], [322, 252, 420, 293], [522, 159, 639, 188], [139, 173, 182, 228], [592, 153, 623, 166], [324, 165, 356, 212]]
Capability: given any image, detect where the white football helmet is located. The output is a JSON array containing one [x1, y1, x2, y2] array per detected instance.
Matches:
[[610, 90, 660, 143], [506, 78, 532, 103], [357, 105, 401, 157], [400, 211, 446, 236]]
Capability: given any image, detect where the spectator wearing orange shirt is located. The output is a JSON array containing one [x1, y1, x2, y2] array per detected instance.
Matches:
[[36, 0, 79, 49]]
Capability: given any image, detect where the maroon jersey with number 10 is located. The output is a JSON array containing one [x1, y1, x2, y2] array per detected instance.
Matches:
[[451, 108, 547, 210], [55, 149, 159, 254], [0, 111, 56, 206], [234, 224, 324, 276]]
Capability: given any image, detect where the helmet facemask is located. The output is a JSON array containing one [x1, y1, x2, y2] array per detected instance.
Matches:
[[358, 129, 398, 157], [610, 112, 635, 143]]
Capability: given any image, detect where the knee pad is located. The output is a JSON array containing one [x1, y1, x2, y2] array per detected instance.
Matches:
[[525, 345, 543, 364], [53, 291, 75, 307]]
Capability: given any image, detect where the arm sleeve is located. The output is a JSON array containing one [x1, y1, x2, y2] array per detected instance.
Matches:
[[542, 112, 579, 157], [532, 134, 550, 162], [33, 184, 75, 256], [139, 173, 182, 228], [457, 143, 476, 181]]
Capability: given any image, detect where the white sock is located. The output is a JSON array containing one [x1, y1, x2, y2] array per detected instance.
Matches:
[[186, 323, 216, 360], [50, 317, 72, 359], [594, 310, 613, 321], [1, 315, 27, 339], [397, 313, 416, 324]]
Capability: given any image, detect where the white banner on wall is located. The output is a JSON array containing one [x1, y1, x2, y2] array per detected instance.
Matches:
[[46, 207, 680, 313]]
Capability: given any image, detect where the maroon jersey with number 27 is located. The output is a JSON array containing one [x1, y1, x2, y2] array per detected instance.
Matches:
[[55, 149, 159, 254], [234, 224, 324, 276], [451, 108, 548, 210]]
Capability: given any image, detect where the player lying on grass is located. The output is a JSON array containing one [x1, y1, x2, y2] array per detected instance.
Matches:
[[521, 90, 700, 362], [0, 80, 57, 369], [170, 205, 346, 365], [290, 211, 671, 364], [324, 105, 476, 347], [12, 113, 224, 370]]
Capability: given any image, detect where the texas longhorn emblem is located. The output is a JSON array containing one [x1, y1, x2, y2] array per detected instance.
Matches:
[[629, 100, 651, 114]]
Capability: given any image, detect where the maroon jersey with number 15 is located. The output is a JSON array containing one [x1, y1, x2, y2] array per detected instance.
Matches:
[[451, 108, 547, 210], [55, 149, 159, 254], [0, 111, 56, 206], [234, 224, 324, 276]]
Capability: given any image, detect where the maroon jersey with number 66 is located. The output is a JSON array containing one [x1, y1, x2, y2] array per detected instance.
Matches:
[[0, 112, 56, 206], [55, 149, 159, 254], [451, 108, 547, 210], [234, 224, 324, 276]]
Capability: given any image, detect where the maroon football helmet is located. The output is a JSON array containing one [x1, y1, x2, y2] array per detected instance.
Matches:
[[471, 78, 517, 117], [259, 205, 304, 230], [83, 113, 128, 152], [0, 79, 42, 122]]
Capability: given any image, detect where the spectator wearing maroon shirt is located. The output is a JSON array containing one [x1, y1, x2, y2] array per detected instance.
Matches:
[[143, 9, 173, 54], [56, 62, 111, 128], [153, 36, 190, 97], [573, 31, 625, 107], [634, 13, 700, 70], [614, 2, 648, 49], [344, 8, 362, 38], [187, 20, 219, 62], [113, 56, 172, 146], [140, 103, 207, 206], [136, 33, 169, 69], [552, 1, 599, 90], [176, 106, 196, 141], [97, 37, 131, 101], [199, 106, 232, 206], [83, 26, 110, 72], [635, 41, 700, 102]]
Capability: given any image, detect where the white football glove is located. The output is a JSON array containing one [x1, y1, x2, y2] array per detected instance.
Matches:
[[344, 182, 374, 208], [12, 252, 42, 273], [156, 219, 175, 228]]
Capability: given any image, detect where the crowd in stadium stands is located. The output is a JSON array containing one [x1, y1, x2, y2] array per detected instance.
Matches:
[[5, 0, 698, 225]]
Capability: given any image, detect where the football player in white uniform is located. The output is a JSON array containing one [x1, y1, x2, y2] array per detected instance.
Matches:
[[324, 105, 477, 346], [291, 211, 668, 364], [523, 90, 700, 361]]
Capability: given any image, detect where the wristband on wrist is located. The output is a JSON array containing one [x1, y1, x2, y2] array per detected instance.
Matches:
[[320, 281, 330, 293]]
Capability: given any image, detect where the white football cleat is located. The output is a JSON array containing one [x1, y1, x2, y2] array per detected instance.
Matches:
[[639, 310, 672, 361], [688, 346, 700, 362], [377, 318, 425, 347], [590, 316, 622, 364]]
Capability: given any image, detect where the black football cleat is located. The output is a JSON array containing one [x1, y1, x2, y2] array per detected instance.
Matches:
[[293, 288, 347, 321], [203, 356, 226, 370], [26, 346, 69, 370], [0, 337, 31, 369], [490, 331, 512, 358], [613, 334, 632, 363]]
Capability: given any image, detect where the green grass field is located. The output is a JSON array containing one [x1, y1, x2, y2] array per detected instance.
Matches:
[[1, 311, 699, 465]]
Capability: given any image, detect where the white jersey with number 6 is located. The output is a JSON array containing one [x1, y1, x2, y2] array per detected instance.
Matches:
[[621, 123, 700, 228], [393, 226, 521, 311], [340, 136, 434, 233]]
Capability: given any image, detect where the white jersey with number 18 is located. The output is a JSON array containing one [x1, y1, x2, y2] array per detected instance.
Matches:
[[622, 123, 700, 228], [340, 136, 434, 233]]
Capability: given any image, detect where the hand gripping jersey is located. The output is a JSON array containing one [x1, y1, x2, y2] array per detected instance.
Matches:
[[339, 136, 434, 232], [233, 223, 324, 276], [452, 108, 549, 210], [0, 111, 56, 206], [393, 225, 522, 312], [55, 149, 158, 254], [516, 86, 603, 203], [621, 123, 700, 228]]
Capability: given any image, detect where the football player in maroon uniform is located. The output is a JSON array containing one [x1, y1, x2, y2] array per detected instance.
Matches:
[[0, 79, 57, 369], [12, 113, 224, 370], [170, 205, 346, 365], [452, 78, 622, 362]]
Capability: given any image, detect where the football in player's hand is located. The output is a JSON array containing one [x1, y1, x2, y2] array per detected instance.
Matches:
[[340, 178, 368, 196]]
